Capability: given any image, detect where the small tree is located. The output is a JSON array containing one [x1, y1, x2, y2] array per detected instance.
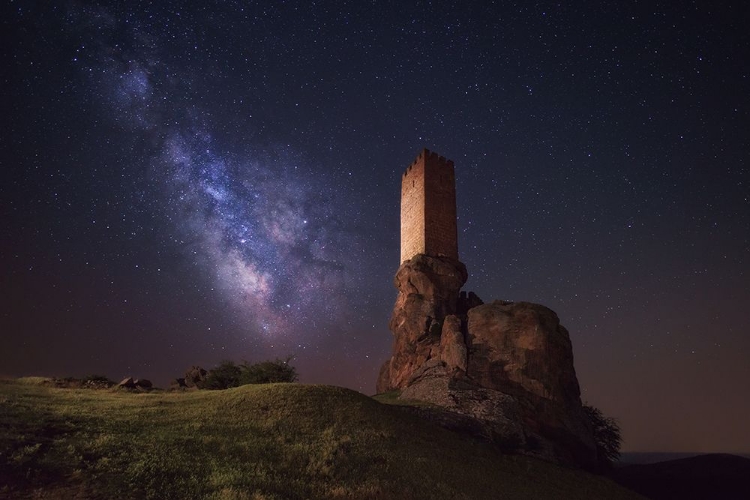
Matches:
[[240, 356, 298, 385], [203, 360, 241, 390], [583, 404, 622, 468]]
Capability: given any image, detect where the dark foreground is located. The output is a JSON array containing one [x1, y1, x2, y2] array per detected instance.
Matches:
[[613, 453, 750, 500]]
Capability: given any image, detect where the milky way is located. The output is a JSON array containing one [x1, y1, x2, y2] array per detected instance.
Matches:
[[78, 4, 358, 345]]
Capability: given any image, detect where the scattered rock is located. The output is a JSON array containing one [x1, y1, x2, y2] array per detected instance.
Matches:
[[44, 376, 144, 390], [170, 378, 188, 390], [118, 377, 136, 389], [82, 378, 115, 389], [184, 366, 208, 388], [134, 379, 152, 389]]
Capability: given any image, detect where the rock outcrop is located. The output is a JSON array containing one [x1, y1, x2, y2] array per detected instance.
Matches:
[[170, 378, 188, 390], [377, 255, 468, 392], [184, 366, 208, 388], [134, 378, 153, 389], [169, 366, 209, 391], [377, 254, 598, 468], [117, 377, 154, 391]]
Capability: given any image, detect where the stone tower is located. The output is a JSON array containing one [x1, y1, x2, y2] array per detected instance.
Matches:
[[400, 148, 458, 263]]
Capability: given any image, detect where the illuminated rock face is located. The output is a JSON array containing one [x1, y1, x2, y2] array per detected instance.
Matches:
[[377, 254, 468, 392]]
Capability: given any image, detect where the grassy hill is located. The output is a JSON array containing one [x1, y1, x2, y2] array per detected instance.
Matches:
[[0, 378, 642, 499]]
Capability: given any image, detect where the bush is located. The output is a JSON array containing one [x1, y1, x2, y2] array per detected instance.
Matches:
[[583, 404, 622, 468], [201, 357, 298, 390], [240, 356, 298, 385], [203, 360, 242, 390]]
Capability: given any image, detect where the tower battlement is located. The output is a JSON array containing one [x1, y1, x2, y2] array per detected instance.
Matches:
[[403, 149, 454, 175], [400, 148, 458, 263]]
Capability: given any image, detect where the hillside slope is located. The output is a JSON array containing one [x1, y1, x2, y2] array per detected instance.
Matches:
[[0, 378, 641, 499]]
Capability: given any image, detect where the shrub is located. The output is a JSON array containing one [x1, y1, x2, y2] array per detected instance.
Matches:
[[201, 357, 298, 390], [240, 356, 298, 385], [583, 404, 622, 468], [203, 360, 242, 390]]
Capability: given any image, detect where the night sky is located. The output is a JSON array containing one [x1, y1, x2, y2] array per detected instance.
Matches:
[[2, 1, 749, 454]]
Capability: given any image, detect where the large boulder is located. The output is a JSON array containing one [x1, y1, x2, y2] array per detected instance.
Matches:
[[170, 378, 188, 390], [184, 366, 208, 388], [134, 379, 153, 390], [118, 377, 136, 389], [467, 301, 595, 464], [118, 377, 154, 391], [377, 254, 597, 468], [466, 301, 581, 403]]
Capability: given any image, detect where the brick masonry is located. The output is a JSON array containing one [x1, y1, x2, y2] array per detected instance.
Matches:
[[400, 149, 458, 263]]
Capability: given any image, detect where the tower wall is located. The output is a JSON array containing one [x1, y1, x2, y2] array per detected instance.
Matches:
[[400, 155, 426, 262], [400, 149, 458, 263]]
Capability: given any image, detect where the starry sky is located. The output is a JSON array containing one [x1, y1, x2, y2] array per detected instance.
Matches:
[[2, 1, 749, 453]]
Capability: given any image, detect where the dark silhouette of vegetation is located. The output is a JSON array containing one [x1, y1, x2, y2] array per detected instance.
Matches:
[[47, 375, 115, 389], [82, 374, 115, 385], [240, 356, 298, 384], [203, 360, 242, 390], [203, 357, 298, 390], [583, 404, 622, 468]]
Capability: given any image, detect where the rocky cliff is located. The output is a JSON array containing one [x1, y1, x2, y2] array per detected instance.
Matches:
[[377, 255, 468, 392], [377, 254, 598, 468]]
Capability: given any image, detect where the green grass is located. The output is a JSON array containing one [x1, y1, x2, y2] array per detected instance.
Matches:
[[371, 390, 435, 408], [0, 378, 642, 499]]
